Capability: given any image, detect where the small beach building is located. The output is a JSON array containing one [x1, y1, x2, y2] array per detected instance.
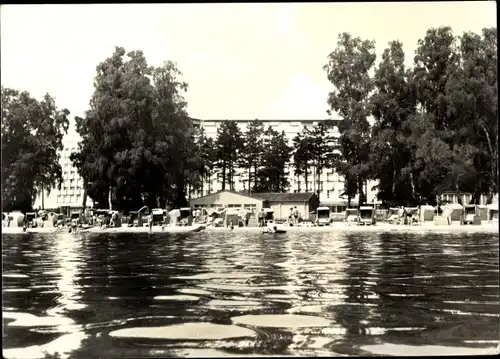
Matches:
[[438, 190, 494, 206], [320, 199, 359, 221], [189, 190, 320, 223], [251, 192, 320, 221], [189, 190, 268, 214]]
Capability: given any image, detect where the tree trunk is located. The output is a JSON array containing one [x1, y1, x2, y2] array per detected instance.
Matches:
[[391, 158, 397, 197], [200, 172, 205, 197], [305, 165, 309, 192], [358, 177, 365, 205], [82, 182, 88, 209], [222, 161, 226, 190], [253, 164, 258, 192], [480, 124, 497, 194], [108, 186, 112, 211], [409, 172, 416, 203], [316, 168, 320, 199], [248, 166, 251, 194]]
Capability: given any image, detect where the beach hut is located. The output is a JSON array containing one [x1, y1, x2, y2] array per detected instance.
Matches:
[[386, 207, 400, 224], [345, 208, 359, 224], [10, 211, 25, 227], [316, 207, 331, 226], [405, 207, 420, 225], [462, 205, 482, 225], [419, 205, 435, 223], [224, 209, 240, 227], [476, 205, 489, 221], [151, 208, 165, 225], [443, 203, 464, 225], [488, 203, 499, 223], [169, 209, 181, 226], [358, 206, 375, 225], [6, 211, 24, 227]]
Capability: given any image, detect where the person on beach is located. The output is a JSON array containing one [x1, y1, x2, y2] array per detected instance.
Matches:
[[398, 206, 406, 226], [149, 215, 153, 233], [258, 209, 264, 227], [293, 206, 299, 226]]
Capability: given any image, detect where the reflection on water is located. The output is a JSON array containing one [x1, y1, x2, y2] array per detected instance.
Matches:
[[2, 231, 499, 357]]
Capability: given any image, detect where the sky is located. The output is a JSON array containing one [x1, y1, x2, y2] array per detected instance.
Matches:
[[1, 2, 496, 127]]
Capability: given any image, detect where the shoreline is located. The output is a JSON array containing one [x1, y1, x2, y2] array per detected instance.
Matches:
[[2, 222, 498, 235]]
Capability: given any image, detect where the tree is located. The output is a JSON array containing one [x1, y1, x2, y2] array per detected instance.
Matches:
[[239, 119, 264, 192], [291, 130, 314, 192], [215, 120, 243, 191], [71, 47, 195, 211], [1, 87, 69, 212], [308, 121, 339, 198], [369, 40, 418, 205], [445, 27, 498, 203], [256, 127, 292, 192], [325, 32, 376, 205], [152, 60, 198, 207], [191, 127, 217, 196], [413, 27, 460, 134]]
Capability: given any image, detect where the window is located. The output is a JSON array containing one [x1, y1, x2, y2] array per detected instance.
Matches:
[[227, 204, 241, 208], [327, 190, 331, 198]]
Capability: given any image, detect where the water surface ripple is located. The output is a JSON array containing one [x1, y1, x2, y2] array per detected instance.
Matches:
[[2, 231, 499, 358]]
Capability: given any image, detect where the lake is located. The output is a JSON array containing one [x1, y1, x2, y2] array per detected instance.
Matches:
[[2, 231, 499, 358]]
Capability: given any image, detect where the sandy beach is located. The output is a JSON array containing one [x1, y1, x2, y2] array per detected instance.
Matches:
[[3, 222, 498, 235]]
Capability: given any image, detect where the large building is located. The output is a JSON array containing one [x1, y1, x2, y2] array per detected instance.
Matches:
[[34, 118, 378, 210], [191, 118, 378, 203], [33, 131, 93, 210]]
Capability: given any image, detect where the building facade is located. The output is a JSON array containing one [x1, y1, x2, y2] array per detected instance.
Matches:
[[191, 118, 379, 203], [189, 190, 320, 224], [34, 118, 378, 210], [33, 132, 93, 210]]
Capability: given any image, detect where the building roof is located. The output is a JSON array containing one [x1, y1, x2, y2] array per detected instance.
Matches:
[[250, 192, 317, 202], [190, 190, 266, 203]]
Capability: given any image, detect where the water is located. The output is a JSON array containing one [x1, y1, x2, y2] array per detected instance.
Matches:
[[2, 231, 499, 358]]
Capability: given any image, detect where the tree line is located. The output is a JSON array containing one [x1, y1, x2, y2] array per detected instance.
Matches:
[[194, 119, 339, 197], [325, 26, 497, 206], [1, 26, 497, 212]]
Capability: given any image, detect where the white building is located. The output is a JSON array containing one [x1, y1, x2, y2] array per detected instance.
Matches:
[[192, 118, 379, 203], [33, 130, 93, 210], [34, 118, 378, 209]]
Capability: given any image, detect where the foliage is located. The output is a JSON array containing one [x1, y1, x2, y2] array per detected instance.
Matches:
[[307, 121, 339, 197], [325, 32, 376, 205], [369, 40, 418, 206], [291, 130, 314, 192], [214, 120, 244, 191], [324, 27, 497, 206], [255, 127, 292, 192], [192, 126, 217, 196], [1, 87, 69, 212], [71, 47, 198, 211], [239, 119, 265, 192]]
